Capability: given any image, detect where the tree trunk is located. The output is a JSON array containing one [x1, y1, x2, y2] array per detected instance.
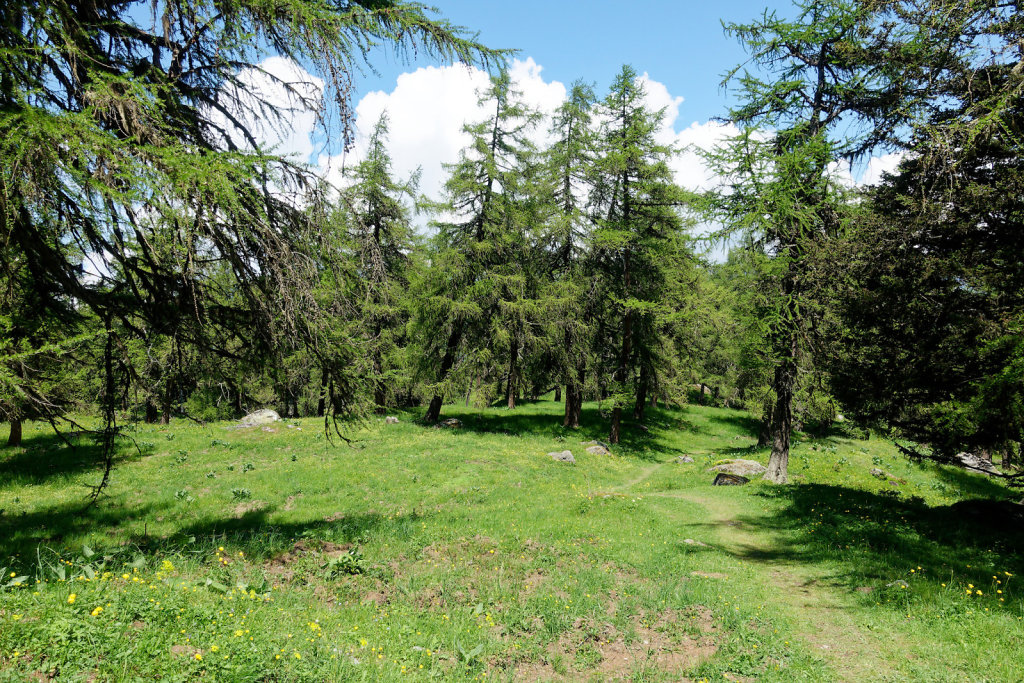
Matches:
[[424, 395, 444, 423], [160, 380, 173, 425], [610, 251, 633, 445], [7, 420, 22, 447], [606, 405, 622, 444], [633, 364, 648, 421], [317, 366, 328, 417], [564, 384, 576, 427], [425, 324, 464, 423], [763, 335, 797, 484], [757, 397, 773, 447], [144, 400, 159, 424], [554, 386, 561, 402], [506, 336, 519, 410]]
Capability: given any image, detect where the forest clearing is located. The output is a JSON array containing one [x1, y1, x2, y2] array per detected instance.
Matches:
[[3, 0, 1023, 680], [2, 399, 1021, 681]]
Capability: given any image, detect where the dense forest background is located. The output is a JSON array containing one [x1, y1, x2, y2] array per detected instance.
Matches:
[[1, 0, 1021, 491]]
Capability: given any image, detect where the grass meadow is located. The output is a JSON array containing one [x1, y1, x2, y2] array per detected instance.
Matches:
[[1, 399, 1022, 681]]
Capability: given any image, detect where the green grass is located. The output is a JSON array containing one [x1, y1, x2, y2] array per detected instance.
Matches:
[[1, 400, 1022, 681]]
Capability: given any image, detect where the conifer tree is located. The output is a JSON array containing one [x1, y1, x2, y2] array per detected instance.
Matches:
[[417, 72, 541, 422], [0, 0, 502, 498], [591, 65, 689, 444], [705, 0, 919, 482], [342, 114, 420, 412], [543, 82, 597, 428]]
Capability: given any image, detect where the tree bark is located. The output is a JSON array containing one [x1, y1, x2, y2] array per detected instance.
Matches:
[[424, 324, 464, 423], [7, 420, 22, 447], [554, 386, 561, 402], [160, 380, 173, 425], [506, 336, 519, 409], [144, 400, 159, 424], [633, 363, 648, 421], [564, 357, 585, 429], [763, 334, 797, 484], [564, 384, 576, 427]]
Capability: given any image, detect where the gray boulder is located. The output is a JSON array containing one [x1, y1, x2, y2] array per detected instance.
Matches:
[[708, 459, 766, 477], [240, 409, 281, 426], [676, 455, 695, 464], [385, 416, 399, 424], [586, 445, 611, 456], [713, 473, 750, 486], [954, 452, 999, 475], [437, 418, 462, 429], [548, 450, 575, 464]]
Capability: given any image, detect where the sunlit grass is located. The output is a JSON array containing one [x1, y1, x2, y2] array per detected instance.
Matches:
[[1, 399, 1021, 681]]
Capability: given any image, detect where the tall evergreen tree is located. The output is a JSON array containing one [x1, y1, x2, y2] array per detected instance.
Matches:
[[705, 0, 920, 482], [416, 72, 541, 422], [0, 0, 502, 497], [543, 82, 597, 428], [830, 0, 1024, 472], [342, 114, 420, 412], [590, 65, 689, 444]]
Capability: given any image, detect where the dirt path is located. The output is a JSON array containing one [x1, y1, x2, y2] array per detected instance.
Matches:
[[621, 462, 902, 682]]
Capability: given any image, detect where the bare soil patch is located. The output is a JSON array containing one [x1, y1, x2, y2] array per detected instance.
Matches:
[[512, 610, 715, 681]]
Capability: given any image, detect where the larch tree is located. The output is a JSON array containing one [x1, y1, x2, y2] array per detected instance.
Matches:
[[417, 72, 541, 422], [341, 113, 420, 413], [0, 0, 503, 498], [704, 0, 921, 482], [590, 65, 689, 445], [830, 0, 1024, 474], [543, 81, 598, 428]]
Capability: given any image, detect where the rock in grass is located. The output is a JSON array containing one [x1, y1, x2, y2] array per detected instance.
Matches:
[[385, 416, 399, 424], [713, 473, 749, 486], [548, 450, 575, 464], [240, 409, 280, 426], [676, 455, 695, 464], [869, 467, 887, 479], [437, 418, 462, 429], [583, 442, 611, 455], [954, 451, 999, 475], [708, 459, 766, 477], [683, 538, 707, 546]]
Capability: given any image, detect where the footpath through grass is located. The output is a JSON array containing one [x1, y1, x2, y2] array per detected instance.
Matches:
[[1, 399, 1022, 681]]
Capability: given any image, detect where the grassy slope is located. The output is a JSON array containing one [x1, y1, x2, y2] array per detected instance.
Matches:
[[0, 399, 1022, 682]]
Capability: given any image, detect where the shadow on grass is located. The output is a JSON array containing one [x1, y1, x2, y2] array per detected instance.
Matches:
[[0, 496, 407, 571], [0, 432, 111, 486], [724, 483, 1024, 610], [417, 402, 689, 460]]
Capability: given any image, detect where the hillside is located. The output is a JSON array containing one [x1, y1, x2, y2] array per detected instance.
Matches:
[[1, 400, 1022, 681]]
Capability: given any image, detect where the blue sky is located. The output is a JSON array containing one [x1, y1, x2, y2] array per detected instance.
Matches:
[[361, 1, 792, 125], [230, 0, 900, 231]]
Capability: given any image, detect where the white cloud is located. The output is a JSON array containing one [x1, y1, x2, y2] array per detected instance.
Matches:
[[320, 58, 567, 206], [227, 55, 903, 258], [859, 152, 904, 186], [212, 56, 324, 161]]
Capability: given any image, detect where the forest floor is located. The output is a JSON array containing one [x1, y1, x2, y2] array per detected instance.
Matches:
[[1, 399, 1022, 681]]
